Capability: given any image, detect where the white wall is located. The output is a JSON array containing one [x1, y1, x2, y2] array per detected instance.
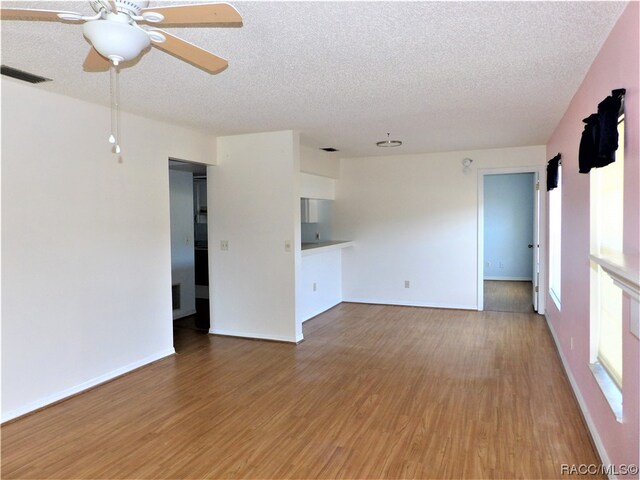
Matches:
[[210, 131, 302, 342], [300, 172, 335, 200], [169, 170, 196, 319], [483, 173, 535, 280], [300, 145, 340, 179], [1, 78, 216, 421], [335, 146, 546, 309]]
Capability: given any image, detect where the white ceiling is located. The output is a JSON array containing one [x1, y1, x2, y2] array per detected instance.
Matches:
[[0, 1, 627, 157]]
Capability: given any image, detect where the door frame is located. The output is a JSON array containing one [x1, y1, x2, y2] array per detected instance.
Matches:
[[167, 157, 213, 342], [477, 166, 546, 314]]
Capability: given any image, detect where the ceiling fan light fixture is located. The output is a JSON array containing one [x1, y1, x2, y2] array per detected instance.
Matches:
[[376, 132, 402, 148], [2, 0, 243, 155], [83, 20, 150, 63]]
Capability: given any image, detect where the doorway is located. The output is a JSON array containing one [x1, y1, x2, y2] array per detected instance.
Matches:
[[477, 167, 545, 314], [168, 159, 210, 349]]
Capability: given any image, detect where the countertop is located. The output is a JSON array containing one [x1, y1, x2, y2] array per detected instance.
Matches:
[[301, 241, 354, 256]]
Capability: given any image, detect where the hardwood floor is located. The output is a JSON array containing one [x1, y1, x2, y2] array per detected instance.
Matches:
[[484, 280, 534, 313], [1, 303, 600, 479]]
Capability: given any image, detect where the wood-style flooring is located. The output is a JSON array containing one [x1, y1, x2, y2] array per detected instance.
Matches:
[[1, 303, 600, 479], [484, 280, 534, 313]]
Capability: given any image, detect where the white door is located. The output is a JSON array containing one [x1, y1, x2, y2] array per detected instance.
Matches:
[[532, 173, 541, 312]]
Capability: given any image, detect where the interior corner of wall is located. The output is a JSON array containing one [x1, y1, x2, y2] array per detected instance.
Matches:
[[208, 136, 218, 166]]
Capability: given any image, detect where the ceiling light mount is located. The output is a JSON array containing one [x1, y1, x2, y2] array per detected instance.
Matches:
[[462, 157, 473, 174], [90, 0, 150, 17], [376, 132, 402, 148]]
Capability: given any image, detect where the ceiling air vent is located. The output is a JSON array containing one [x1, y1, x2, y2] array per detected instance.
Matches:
[[320, 147, 339, 152], [1, 65, 52, 84]]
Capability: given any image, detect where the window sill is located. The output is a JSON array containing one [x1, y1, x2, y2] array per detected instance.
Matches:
[[589, 362, 623, 422], [590, 253, 640, 301], [591, 252, 640, 339]]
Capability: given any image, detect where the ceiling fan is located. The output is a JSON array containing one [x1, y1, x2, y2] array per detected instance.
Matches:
[[1, 1, 243, 154], [0, 1, 243, 73]]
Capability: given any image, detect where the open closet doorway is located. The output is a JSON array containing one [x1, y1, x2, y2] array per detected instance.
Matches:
[[168, 159, 210, 350], [477, 167, 545, 314]]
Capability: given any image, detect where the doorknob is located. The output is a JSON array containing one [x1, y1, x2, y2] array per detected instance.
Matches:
[[528, 244, 534, 248]]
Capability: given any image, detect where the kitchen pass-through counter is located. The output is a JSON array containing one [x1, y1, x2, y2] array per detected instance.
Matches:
[[299, 241, 353, 322], [301, 241, 354, 256]]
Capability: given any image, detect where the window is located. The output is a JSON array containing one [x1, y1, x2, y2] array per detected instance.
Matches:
[[590, 116, 624, 413], [549, 166, 562, 308]]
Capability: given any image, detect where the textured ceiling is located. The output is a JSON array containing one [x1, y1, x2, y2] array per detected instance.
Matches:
[[0, 1, 628, 157]]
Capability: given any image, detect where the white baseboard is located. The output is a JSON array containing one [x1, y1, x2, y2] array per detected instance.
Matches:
[[545, 316, 612, 476], [1, 348, 176, 423], [343, 297, 477, 311], [301, 301, 341, 323], [484, 276, 533, 281], [209, 328, 299, 344]]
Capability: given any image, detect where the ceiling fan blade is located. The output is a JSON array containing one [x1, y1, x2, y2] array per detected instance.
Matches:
[[83, 47, 111, 72], [151, 29, 228, 74], [0, 8, 79, 21], [140, 3, 242, 27]]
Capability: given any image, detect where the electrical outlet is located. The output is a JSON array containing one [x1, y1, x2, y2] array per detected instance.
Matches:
[[220, 240, 229, 251], [404, 280, 410, 288], [499, 262, 504, 269], [313, 282, 317, 292]]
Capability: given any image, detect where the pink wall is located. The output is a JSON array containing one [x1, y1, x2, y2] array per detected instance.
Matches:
[[546, 1, 639, 472]]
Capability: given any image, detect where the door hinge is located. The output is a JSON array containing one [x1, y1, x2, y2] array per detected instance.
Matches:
[[535, 286, 539, 292], [536, 182, 540, 191]]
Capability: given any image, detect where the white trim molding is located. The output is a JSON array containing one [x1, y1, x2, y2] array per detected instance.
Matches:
[[209, 328, 302, 344], [484, 276, 533, 282], [590, 253, 640, 339], [343, 298, 477, 311], [545, 316, 612, 471], [477, 165, 547, 315], [590, 253, 640, 301], [302, 302, 341, 323], [1, 348, 176, 423]]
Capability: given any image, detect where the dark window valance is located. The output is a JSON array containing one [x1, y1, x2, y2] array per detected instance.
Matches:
[[547, 154, 561, 191], [579, 88, 625, 174]]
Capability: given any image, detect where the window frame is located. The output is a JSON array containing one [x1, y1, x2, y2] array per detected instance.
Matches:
[[588, 114, 625, 421], [548, 165, 562, 310]]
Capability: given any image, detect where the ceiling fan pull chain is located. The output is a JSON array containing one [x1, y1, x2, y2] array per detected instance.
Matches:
[[109, 63, 116, 146], [108, 61, 122, 155], [115, 62, 121, 155]]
